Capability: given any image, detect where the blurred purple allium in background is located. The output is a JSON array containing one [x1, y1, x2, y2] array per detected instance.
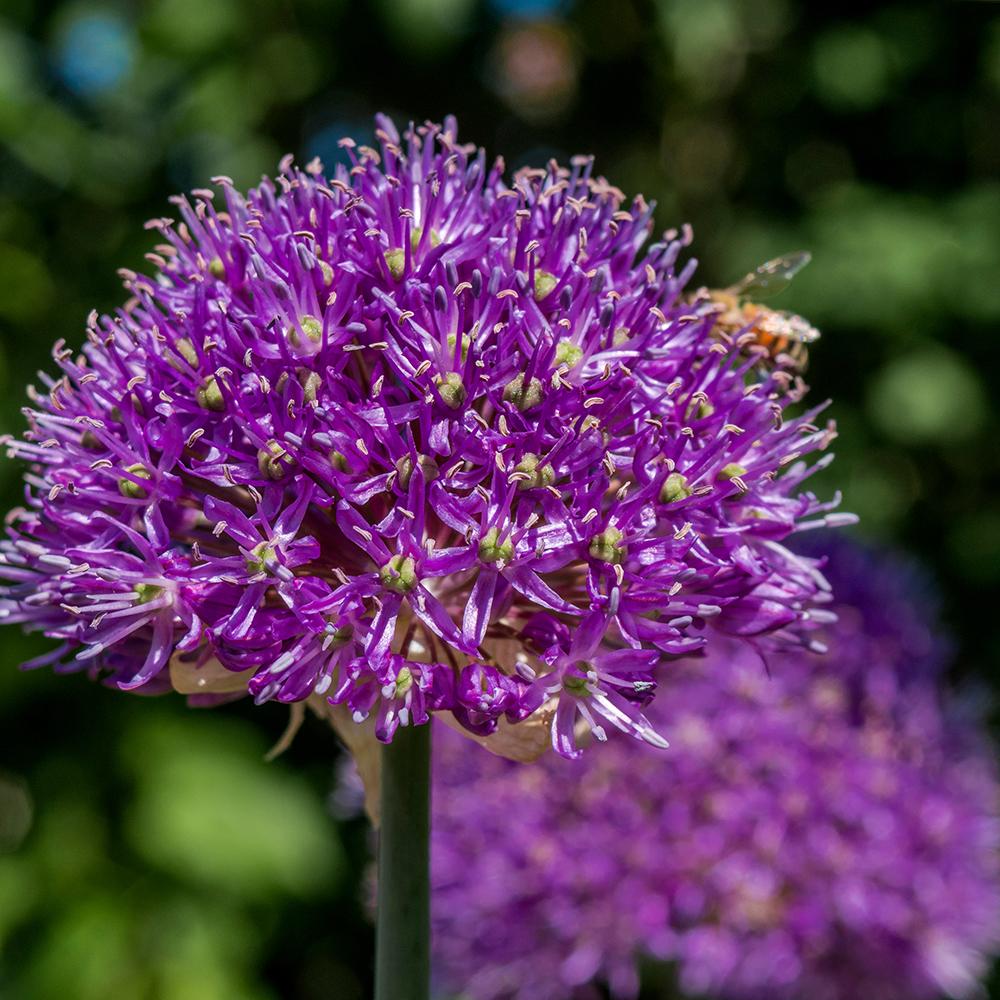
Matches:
[[0, 116, 847, 755], [431, 539, 1000, 998]]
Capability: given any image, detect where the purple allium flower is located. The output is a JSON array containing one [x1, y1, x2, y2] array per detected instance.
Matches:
[[430, 539, 1000, 999], [0, 116, 847, 754]]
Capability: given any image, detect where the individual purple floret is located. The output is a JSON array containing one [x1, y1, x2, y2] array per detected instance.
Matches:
[[430, 538, 1000, 998], [0, 116, 848, 755]]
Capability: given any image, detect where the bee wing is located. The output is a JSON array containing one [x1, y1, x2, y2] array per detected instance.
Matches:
[[730, 250, 812, 299]]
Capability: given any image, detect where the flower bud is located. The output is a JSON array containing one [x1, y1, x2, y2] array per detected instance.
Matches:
[[718, 463, 747, 481], [410, 227, 442, 252], [196, 376, 225, 411], [589, 527, 625, 564], [134, 582, 163, 604], [299, 370, 322, 403], [479, 527, 514, 564], [554, 339, 583, 369], [300, 315, 323, 343], [384, 248, 405, 280], [660, 472, 691, 504], [534, 270, 558, 300], [257, 440, 294, 480], [394, 665, 414, 697], [379, 555, 418, 594], [245, 541, 276, 576], [513, 453, 555, 490], [503, 373, 544, 411], [435, 372, 467, 409], [118, 463, 153, 499], [395, 454, 439, 489], [173, 338, 199, 368]]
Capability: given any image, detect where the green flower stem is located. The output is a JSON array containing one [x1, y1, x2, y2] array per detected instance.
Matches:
[[375, 722, 431, 1000]]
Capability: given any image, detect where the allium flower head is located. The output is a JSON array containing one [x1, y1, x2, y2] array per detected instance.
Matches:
[[430, 538, 1000, 998], [0, 116, 847, 754]]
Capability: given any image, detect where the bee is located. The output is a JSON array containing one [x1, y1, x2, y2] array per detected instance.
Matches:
[[701, 251, 820, 373]]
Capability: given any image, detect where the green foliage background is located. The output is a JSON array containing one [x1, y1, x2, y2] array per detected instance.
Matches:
[[0, 0, 998, 997]]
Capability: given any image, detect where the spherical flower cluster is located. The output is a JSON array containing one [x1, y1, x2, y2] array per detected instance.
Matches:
[[0, 116, 846, 755], [431, 539, 1000, 999]]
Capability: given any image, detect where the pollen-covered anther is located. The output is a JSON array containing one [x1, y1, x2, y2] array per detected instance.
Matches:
[[257, 440, 294, 480], [589, 527, 625, 565], [118, 463, 153, 499], [503, 373, 544, 411], [379, 554, 418, 594], [479, 527, 514, 565]]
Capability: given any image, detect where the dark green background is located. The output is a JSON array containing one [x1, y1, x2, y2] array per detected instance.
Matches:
[[1, 1, 998, 997]]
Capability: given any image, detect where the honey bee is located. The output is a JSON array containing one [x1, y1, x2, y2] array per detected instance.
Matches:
[[702, 251, 820, 373]]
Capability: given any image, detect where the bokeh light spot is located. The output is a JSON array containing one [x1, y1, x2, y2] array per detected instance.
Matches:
[[867, 347, 987, 445], [54, 11, 134, 97], [490, 19, 578, 120], [813, 25, 892, 109], [657, 0, 746, 98], [144, 0, 239, 55], [0, 25, 35, 104], [0, 244, 53, 324], [948, 508, 1000, 585], [488, 0, 566, 15], [0, 772, 33, 852], [122, 716, 341, 898], [379, 0, 476, 54]]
